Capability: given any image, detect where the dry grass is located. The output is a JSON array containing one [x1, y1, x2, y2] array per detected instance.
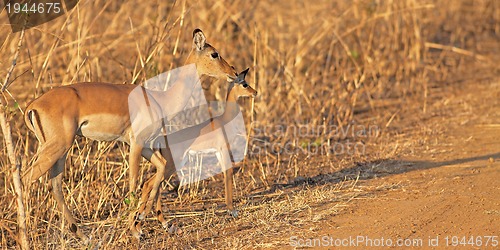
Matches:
[[0, 0, 498, 249]]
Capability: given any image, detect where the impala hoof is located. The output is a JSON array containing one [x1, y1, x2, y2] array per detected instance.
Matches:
[[80, 235, 90, 245], [228, 209, 239, 218], [168, 224, 183, 235], [161, 220, 169, 229], [130, 220, 143, 240], [131, 226, 143, 240]]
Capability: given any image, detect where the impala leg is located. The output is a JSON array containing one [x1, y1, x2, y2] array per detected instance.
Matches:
[[224, 166, 237, 217], [138, 149, 166, 216], [156, 160, 177, 228], [155, 191, 167, 228], [136, 175, 158, 219], [129, 149, 167, 239], [128, 208, 143, 239], [128, 143, 143, 195], [217, 150, 237, 217], [49, 153, 89, 243], [22, 138, 71, 185]]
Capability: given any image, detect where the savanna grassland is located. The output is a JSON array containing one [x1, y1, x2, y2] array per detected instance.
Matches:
[[0, 0, 499, 249]]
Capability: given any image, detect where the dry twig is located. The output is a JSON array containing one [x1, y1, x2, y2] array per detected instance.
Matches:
[[0, 28, 29, 249]]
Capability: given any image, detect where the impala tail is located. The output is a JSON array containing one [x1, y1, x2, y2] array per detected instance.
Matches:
[[25, 108, 46, 143]]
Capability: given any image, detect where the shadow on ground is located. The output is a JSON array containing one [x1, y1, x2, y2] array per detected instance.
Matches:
[[253, 152, 500, 196]]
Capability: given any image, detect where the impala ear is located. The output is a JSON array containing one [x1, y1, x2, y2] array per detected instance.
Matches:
[[193, 29, 206, 51], [235, 68, 249, 83], [240, 68, 250, 78]]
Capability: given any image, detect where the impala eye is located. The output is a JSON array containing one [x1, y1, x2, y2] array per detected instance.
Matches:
[[242, 83, 249, 88], [211, 52, 219, 59]]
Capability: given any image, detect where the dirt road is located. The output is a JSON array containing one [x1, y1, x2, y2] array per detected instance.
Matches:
[[288, 81, 500, 249]]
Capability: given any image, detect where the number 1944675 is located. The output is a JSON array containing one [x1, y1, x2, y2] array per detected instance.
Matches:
[[445, 236, 498, 247], [5, 2, 62, 14]]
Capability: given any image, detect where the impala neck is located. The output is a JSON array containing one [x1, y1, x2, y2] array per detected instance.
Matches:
[[184, 50, 194, 65], [184, 51, 197, 68], [219, 88, 241, 123]]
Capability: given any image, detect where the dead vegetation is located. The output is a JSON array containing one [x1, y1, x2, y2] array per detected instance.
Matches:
[[0, 0, 498, 249]]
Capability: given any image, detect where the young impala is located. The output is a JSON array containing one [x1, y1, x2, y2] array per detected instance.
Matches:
[[23, 29, 237, 242], [130, 68, 257, 237]]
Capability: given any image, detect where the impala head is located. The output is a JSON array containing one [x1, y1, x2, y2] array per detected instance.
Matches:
[[228, 68, 258, 99], [185, 29, 237, 82]]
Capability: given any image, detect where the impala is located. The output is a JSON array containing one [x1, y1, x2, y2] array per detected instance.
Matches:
[[22, 29, 237, 242], [130, 68, 257, 237]]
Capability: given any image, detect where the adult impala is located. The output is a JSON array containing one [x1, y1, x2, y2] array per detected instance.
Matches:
[[130, 68, 257, 237], [23, 29, 237, 242]]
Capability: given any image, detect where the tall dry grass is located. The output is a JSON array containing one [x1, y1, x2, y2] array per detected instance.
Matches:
[[0, 0, 498, 248]]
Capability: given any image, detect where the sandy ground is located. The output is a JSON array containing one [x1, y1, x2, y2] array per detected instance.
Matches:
[[286, 80, 500, 249]]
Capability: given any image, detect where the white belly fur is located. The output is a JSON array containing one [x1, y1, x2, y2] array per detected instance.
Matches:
[[79, 114, 129, 142]]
